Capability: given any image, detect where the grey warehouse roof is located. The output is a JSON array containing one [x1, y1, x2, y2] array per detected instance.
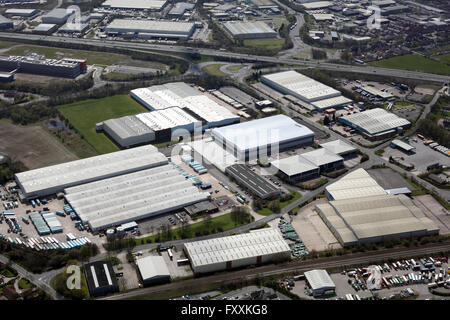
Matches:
[[15, 145, 167, 197], [271, 155, 319, 176], [304, 269, 335, 291], [300, 148, 343, 167], [106, 19, 195, 34], [319, 139, 357, 155], [42, 8, 75, 20], [391, 139, 415, 152], [64, 164, 210, 231], [184, 228, 290, 269], [169, 2, 195, 16], [136, 256, 170, 281], [222, 21, 276, 36], [103, 115, 154, 141], [102, 0, 168, 10]]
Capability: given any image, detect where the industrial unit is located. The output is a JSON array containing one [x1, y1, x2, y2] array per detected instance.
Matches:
[[64, 164, 210, 231], [58, 22, 89, 34], [316, 193, 439, 246], [390, 139, 415, 153], [304, 269, 336, 297], [105, 19, 196, 40], [318, 139, 358, 158], [5, 8, 38, 17], [222, 21, 277, 39], [136, 256, 171, 286], [100, 115, 156, 148], [0, 54, 85, 78], [32, 23, 58, 34], [41, 8, 75, 25], [0, 15, 13, 30], [299, 148, 344, 172], [271, 155, 320, 182], [102, 0, 168, 11], [130, 82, 240, 128], [184, 228, 291, 274], [84, 261, 119, 297], [225, 164, 281, 199], [211, 115, 315, 161], [15, 145, 168, 200], [300, 1, 333, 9], [360, 86, 394, 100], [338, 108, 411, 140], [261, 71, 352, 111], [168, 2, 195, 17]]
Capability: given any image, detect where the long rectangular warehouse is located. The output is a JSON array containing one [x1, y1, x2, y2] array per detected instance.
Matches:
[[261, 70, 341, 103], [102, 115, 156, 148], [64, 164, 210, 231], [105, 19, 195, 40], [102, 0, 168, 10], [130, 82, 240, 128], [15, 145, 168, 199], [222, 21, 277, 39], [211, 115, 315, 161], [184, 228, 291, 274]]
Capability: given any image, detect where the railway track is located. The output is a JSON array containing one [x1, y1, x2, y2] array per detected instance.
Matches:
[[100, 241, 450, 300]]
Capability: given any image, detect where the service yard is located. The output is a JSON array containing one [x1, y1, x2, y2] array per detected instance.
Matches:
[[0, 120, 78, 170], [413, 195, 450, 235]]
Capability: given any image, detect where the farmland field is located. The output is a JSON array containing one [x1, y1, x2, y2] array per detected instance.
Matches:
[[57, 95, 147, 154], [369, 54, 450, 76]]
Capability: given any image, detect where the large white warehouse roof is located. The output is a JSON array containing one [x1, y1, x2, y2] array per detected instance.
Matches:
[[319, 139, 357, 156], [184, 228, 290, 273], [15, 145, 167, 199], [222, 21, 277, 38], [339, 108, 410, 135], [135, 107, 201, 131], [102, 0, 168, 10], [304, 269, 335, 291], [261, 70, 341, 102], [325, 168, 387, 200], [65, 164, 210, 231], [136, 256, 170, 282], [106, 19, 195, 36], [271, 155, 319, 176], [211, 115, 314, 153]]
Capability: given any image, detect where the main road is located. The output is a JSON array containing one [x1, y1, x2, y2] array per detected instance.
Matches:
[[1, 32, 450, 84]]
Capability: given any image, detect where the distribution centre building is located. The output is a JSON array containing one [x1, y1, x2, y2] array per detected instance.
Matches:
[[15, 145, 168, 200], [130, 82, 240, 128], [261, 71, 352, 111], [64, 164, 210, 231], [136, 256, 171, 286], [270, 155, 320, 182], [102, 0, 168, 11], [211, 115, 315, 161], [338, 108, 411, 140], [101, 115, 156, 148], [304, 269, 336, 297], [41, 8, 75, 25], [5, 9, 38, 17], [105, 19, 196, 40], [222, 21, 277, 39], [184, 228, 291, 274], [225, 164, 282, 199], [84, 261, 119, 297], [318, 139, 358, 158]]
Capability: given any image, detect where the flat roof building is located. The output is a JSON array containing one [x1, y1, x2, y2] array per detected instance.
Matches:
[[225, 164, 281, 199], [222, 21, 277, 39], [84, 261, 119, 297], [64, 164, 210, 231], [168, 2, 195, 17], [319, 139, 357, 157], [5, 9, 38, 17], [32, 23, 58, 34], [390, 139, 415, 153], [15, 145, 167, 199], [105, 19, 195, 40], [304, 269, 336, 297], [271, 155, 319, 182], [136, 256, 171, 286], [41, 8, 75, 25], [101, 115, 156, 148], [301, 1, 333, 9], [360, 86, 394, 100], [184, 228, 291, 274], [0, 15, 13, 30], [102, 0, 168, 11], [211, 115, 315, 161], [300, 148, 344, 172], [338, 108, 411, 137], [130, 82, 240, 129]]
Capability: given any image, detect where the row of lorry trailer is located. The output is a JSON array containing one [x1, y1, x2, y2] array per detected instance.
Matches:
[[0, 233, 91, 251]]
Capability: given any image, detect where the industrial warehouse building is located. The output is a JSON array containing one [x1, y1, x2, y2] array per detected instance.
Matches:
[[102, 0, 168, 11], [130, 82, 240, 128], [338, 108, 411, 140], [222, 21, 277, 39], [316, 194, 439, 246], [136, 256, 171, 286], [0, 15, 13, 30], [317, 169, 439, 246], [325, 169, 387, 201], [304, 269, 336, 297], [318, 139, 357, 158], [261, 71, 352, 111], [390, 139, 415, 153], [100, 107, 202, 148], [32, 23, 58, 34], [105, 19, 196, 40], [41, 8, 75, 25], [168, 2, 195, 17], [64, 164, 210, 231], [84, 261, 119, 297], [225, 164, 281, 199], [299, 148, 343, 172], [15, 145, 168, 199], [184, 228, 291, 274], [211, 115, 315, 161], [301, 1, 333, 9], [5, 9, 38, 17]]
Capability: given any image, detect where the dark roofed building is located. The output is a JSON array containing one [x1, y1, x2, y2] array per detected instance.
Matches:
[[184, 200, 219, 217], [84, 261, 119, 297]]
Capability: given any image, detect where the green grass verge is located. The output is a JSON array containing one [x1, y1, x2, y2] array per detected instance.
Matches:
[[202, 64, 228, 77], [243, 39, 285, 51], [369, 54, 450, 76], [18, 278, 33, 290], [436, 53, 450, 65], [57, 95, 147, 154]]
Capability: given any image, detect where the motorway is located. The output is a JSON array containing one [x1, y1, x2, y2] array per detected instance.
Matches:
[[1, 32, 450, 84], [99, 241, 450, 300]]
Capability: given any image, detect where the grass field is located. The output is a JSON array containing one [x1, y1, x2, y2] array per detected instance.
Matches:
[[202, 63, 228, 77], [57, 95, 147, 154], [369, 54, 450, 76], [243, 39, 285, 51], [436, 53, 450, 65], [4, 44, 167, 69], [226, 64, 245, 72]]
